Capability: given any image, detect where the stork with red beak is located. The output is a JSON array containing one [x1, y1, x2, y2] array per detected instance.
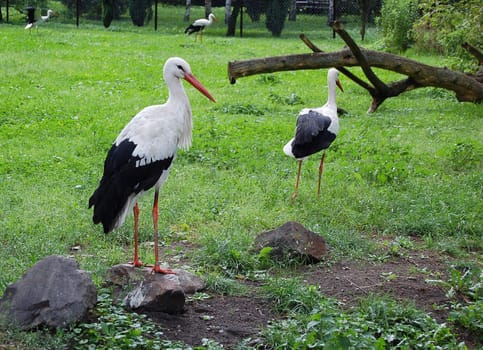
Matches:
[[185, 13, 217, 42], [25, 9, 53, 32], [89, 57, 216, 274], [283, 68, 343, 200]]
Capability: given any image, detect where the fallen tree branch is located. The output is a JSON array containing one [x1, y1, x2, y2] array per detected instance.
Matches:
[[228, 32, 483, 112]]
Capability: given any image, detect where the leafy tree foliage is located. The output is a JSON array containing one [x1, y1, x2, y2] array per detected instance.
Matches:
[[376, 0, 419, 52], [412, 0, 482, 70], [377, 0, 481, 70]]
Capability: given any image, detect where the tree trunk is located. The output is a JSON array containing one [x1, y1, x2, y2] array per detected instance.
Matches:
[[226, 0, 241, 36], [205, 0, 212, 18], [184, 0, 191, 21], [228, 32, 483, 112], [288, 0, 296, 21], [225, 0, 231, 24], [359, 0, 370, 41]]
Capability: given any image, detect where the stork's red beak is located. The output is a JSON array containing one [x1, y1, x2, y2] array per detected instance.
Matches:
[[336, 79, 344, 93], [184, 73, 216, 103]]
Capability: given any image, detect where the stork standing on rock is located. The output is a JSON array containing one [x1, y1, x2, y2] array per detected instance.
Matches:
[[184, 13, 217, 42], [25, 9, 53, 32], [283, 68, 343, 200], [89, 57, 216, 274]]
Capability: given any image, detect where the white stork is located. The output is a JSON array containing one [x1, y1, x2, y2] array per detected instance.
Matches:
[[184, 13, 217, 42], [283, 68, 343, 200], [89, 57, 216, 274], [25, 9, 53, 32]]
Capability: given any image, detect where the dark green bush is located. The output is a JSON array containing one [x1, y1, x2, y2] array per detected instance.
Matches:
[[412, 0, 481, 71], [60, 0, 128, 20], [265, 0, 290, 36], [129, 0, 152, 26], [102, 0, 114, 27], [376, 0, 419, 51]]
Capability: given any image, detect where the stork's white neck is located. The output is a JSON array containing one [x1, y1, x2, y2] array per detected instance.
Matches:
[[165, 76, 193, 150], [326, 76, 338, 109], [208, 14, 215, 25], [166, 76, 188, 104]]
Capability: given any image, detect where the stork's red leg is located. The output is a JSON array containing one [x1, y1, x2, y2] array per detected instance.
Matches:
[[130, 203, 143, 267], [151, 190, 175, 274], [317, 152, 326, 196], [292, 160, 303, 200]]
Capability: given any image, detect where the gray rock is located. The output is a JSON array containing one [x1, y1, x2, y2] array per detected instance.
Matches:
[[107, 264, 205, 314], [254, 221, 329, 263], [0, 255, 97, 329]]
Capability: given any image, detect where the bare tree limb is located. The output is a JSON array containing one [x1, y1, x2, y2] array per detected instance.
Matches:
[[299, 34, 376, 93], [332, 21, 391, 95], [462, 42, 483, 66]]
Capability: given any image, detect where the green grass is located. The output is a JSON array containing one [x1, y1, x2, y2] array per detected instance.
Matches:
[[0, 5, 482, 349]]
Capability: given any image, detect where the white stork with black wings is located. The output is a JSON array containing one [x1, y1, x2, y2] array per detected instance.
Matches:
[[25, 9, 53, 32], [184, 13, 217, 42], [89, 57, 216, 274], [283, 68, 343, 200]]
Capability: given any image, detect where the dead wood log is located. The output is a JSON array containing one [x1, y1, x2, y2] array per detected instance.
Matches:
[[228, 31, 483, 112]]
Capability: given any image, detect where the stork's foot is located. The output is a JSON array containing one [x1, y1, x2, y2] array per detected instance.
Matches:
[[151, 264, 175, 274], [129, 259, 143, 267]]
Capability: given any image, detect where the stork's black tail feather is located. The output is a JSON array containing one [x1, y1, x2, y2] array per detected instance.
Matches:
[[185, 25, 201, 35], [89, 180, 130, 233], [89, 139, 175, 234], [88, 140, 139, 233]]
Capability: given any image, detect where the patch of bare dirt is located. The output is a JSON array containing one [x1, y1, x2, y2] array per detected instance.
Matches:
[[149, 243, 478, 349], [147, 295, 275, 348], [304, 250, 450, 322]]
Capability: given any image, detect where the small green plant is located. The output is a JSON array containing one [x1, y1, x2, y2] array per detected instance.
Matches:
[[268, 90, 304, 105], [202, 272, 248, 295], [450, 142, 479, 171], [381, 271, 397, 281], [256, 74, 280, 85], [426, 265, 482, 340], [263, 278, 322, 314], [426, 265, 481, 300], [220, 103, 265, 116], [262, 294, 464, 349], [68, 291, 185, 349], [257, 246, 274, 269], [449, 301, 483, 336]]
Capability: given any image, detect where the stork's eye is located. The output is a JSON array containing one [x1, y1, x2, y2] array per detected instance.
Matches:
[[176, 65, 185, 72]]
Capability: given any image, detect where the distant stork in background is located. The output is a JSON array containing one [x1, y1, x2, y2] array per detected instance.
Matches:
[[283, 68, 344, 200], [25, 9, 53, 32], [89, 57, 216, 274], [185, 13, 217, 42]]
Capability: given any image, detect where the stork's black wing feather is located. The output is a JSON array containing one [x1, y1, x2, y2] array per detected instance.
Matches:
[[294, 110, 332, 145], [291, 110, 336, 158], [89, 138, 173, 233]]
